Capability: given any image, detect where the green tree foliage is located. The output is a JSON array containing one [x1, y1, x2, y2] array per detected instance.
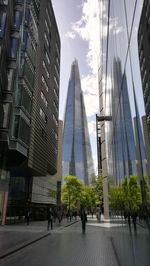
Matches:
[[61, 176, 83, 209], [91, 172, 103, 206], [80, 186, 96, 209], [109, 176, 142, 214], [109, 186, 124, 211], [62, 175, 99, 211]]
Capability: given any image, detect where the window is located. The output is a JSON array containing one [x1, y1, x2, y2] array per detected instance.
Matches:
[[55, 42, 60, 55], [3, 103, 9, 128], [10, 38, 17, 58], [55, 56, 60, 67], [51, 128, 58, 140], [24, 8, 30, 26], [22, 30, 28, 50], [0, 11, 6, 38], [53, 101, 58, 112], [43, 60, 50, 78], [13, 11, 20, 30], [40, 126, 47, 140], [40, 108, 47, 123], [42, 75, 49, 92], [45, 51, 50, 64], [53, 114, 58, 126], [45, 19, 49, 34], [55, 65, 59, 78], [41, 91, 48, 107], [53, 87, 58, 100], [46, 8, 52, 28], [44, 32, 49, 47], [54, 76, 59, 89]]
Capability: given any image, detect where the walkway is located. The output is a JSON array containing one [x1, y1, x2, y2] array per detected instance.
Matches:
[[0, 216, 149, 266]]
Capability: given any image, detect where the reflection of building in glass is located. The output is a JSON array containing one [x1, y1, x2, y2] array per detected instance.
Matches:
[[98, 0, 147, 219], [110, 58, 137, 184], [62, 60, 94, 185], [138, 0, 150, 140]]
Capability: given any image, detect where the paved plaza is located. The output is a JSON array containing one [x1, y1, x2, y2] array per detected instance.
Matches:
[[0, 216, 149, 266]]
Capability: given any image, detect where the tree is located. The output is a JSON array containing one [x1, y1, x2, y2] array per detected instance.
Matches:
[[61, 176, 83, 210], [109, 186, 124, 212], [109, 176, 142, 216], [80, 186, 96, 210], [91, 172, 103, 206]]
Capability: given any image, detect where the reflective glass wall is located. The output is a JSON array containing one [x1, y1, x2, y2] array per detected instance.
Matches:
[[99, 1, 150, 265], [99, 0, 147, 183]]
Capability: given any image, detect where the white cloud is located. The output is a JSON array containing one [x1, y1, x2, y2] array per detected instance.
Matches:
[[65, 31, 76, 39], [88, 120, 96, 136], [93, 154, 98, 175], [65, 0, 101, 120], [71, 0, 100, 75], [81, 74, 99, 116]]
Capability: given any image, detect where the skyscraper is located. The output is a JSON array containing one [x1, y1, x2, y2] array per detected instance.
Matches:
[[98, 0, 146, 219], [0, 0, 60, 224], [110, 57, 137, 184], [62, 60, 94, 185]]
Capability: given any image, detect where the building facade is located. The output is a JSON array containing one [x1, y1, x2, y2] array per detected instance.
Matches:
[[98, 0, 147, 182], [62, 60, 94, 185], [0, 0, 60, 224], [138, 1, 150, 141], [98, 0, 148, 218]]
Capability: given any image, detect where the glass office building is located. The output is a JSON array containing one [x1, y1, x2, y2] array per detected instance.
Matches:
[[99, 0, 147, 184], [62, 60, 94, 185], [98, 1, 149, 264]]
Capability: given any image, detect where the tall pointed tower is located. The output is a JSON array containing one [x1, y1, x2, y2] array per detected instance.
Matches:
[[62, 60, 94, 185]]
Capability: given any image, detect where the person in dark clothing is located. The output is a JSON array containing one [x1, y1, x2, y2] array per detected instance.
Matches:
[[132, 212, 137, 233], [81, 209, 87, 233], [26, 210, 31, 225], [47, 208, 53, 230]]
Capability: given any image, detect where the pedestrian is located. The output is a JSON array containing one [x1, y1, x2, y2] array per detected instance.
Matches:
[[47, 208, 53, 230], [81, 209, 87, 233], [66, 210, 70, 222], [26, 210, 31, 225], [132, 212, 137, 234]]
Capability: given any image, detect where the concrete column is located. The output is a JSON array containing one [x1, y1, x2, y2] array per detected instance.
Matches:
[[101, 122, 109, 220]]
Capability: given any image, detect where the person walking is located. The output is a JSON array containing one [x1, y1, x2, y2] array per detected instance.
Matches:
[[47, 208, 53, 230], [26, 210, 31, 225], [81, 209, 87, 233]]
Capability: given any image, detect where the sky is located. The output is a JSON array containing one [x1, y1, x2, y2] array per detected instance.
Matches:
[[52, 0, 100, 173]]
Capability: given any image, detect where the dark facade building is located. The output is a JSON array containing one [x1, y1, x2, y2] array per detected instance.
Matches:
[[138, 0, 150, 140], [62, 60, 94, 185], [0, 0, 60, 224]]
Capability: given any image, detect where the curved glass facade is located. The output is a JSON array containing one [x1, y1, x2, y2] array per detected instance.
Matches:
[[62, 60, 94, 185]]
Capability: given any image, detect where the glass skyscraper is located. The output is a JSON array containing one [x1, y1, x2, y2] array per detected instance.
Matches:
[[109, 57, 137, 184], [98, 0, 147, 185], [62, 60, 94, 185]]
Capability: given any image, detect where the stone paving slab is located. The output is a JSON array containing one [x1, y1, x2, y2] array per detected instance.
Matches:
[[0, 218, 79, 259]]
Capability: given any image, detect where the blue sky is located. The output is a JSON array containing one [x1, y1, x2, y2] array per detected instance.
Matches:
[[52, 0, 100, 173]]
